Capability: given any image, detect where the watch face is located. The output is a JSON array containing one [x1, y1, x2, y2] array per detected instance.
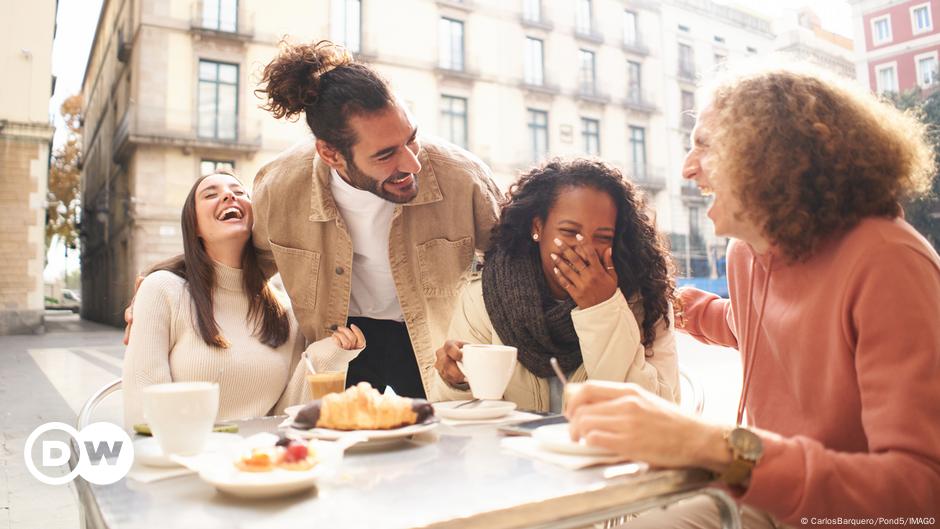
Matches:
[[729, 428, 763, 460]]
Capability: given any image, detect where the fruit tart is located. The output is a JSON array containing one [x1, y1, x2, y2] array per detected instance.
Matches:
[[292, 382, 434, 431], [235, 435, 318, 472]]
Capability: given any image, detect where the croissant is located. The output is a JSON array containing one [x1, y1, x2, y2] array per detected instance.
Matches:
[[293, 382, 434, 431]]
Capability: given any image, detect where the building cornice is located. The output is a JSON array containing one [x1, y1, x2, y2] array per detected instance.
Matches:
[[0, 120, 55, 143]]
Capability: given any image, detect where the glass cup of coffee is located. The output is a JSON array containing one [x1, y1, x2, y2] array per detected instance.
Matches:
[[306, 371, 347, 400]]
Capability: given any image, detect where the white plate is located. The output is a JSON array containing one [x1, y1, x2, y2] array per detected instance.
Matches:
[[433, 400, 517, 420], [198, 459, 325, 499], [173, 443, 340, 499], [133, 433, 242, 468], [532, 423, 617, 457]]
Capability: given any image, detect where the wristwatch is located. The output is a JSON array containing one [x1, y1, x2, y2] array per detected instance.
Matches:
[[718, 427, 763, 488]]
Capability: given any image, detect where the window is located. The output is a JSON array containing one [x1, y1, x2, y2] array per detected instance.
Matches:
[[576, 0, 592, 34], [627, 60, 642, 102], [623, 10, 639, 46], [440, 96, 468, 149], [678, 24, 690, 32], [198, 60, 238, 140], [528, 109, 549, 162], [523, 0, 542, 22], [871, 15, 892, 45], [678, 43, 695, 78], [439, 18, 465, 71], [911, 4, 933, 34], [201, 0, 237, 32], [714, 52, 726, 66], [582, 118, 600, 156], [713, 35, 725, 43], [916, 52, 938, 87], [875, 63, 899, 94], [746, 46, 757, 54], [331, 0, 361, 53], [681, 90, 696, 129], [524, 37, 544, 85], [629, 125, 646, 179], [200, 159, 235, 176], [578, 49, 596, 95], [681, 90, 695, 113]]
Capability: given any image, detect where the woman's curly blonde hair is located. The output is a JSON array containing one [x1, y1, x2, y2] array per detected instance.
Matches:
[[704, 65, 936, 261]]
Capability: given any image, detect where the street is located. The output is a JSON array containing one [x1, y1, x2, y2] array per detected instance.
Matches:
[[0, 312, 741, 529]]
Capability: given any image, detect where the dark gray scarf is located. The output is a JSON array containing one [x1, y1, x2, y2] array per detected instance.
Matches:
[[481, 246, 582, 379]]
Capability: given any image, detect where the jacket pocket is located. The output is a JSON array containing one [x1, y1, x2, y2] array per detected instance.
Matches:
[[416, 236, 473, 297], [269, 242, 320, 309]]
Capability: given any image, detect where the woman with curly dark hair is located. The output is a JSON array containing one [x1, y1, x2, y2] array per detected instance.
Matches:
[[431, 159, 679, 411], [566, 66, 940, 528]]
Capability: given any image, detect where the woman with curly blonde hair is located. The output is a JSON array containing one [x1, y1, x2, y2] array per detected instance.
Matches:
[[565, 66, 940, 527]]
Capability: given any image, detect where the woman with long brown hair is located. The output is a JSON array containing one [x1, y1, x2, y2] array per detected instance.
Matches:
[[432, 159, 679, 411], [122, 171, 363, 427]]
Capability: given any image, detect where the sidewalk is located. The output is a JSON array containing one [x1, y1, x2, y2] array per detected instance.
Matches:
[[1, 312, 124, 529]]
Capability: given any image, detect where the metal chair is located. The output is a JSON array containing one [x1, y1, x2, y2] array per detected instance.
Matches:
[[679, 367, 706, 416], [69, 378, 122, 529], [76, 378, 123, 430]]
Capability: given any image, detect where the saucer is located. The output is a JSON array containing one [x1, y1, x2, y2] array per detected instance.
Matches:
[[531, 423, 617, 457], [133, 432, 242, 468], [433, 400, 517, 421]]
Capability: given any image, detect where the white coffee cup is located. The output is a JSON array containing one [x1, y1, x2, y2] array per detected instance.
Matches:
[[457, 344, 518, 400], [142, 382, 219, 456]]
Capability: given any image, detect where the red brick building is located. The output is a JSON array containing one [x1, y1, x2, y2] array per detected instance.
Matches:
[[851, 0, 940, 94]]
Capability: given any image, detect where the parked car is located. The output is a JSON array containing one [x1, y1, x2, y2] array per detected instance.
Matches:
[[46, 289, 81, 313]]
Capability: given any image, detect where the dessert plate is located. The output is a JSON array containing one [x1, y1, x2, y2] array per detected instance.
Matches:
[[531, 423, 617, 457], [433, 400, 517, 421]]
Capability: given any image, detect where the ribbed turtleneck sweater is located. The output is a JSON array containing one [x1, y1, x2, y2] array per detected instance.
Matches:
[[122, 262, 304, 427]]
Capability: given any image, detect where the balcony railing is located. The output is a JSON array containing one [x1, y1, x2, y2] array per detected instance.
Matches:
[[435, 64, 478, 82], [678, 64, 696, 82], [112, 105, 262, 164], [520, 80, 560, 95], [621, 37, 650, 56], [574, 27, 604, 44], [623, 91, 658, 113], [436, 0, 474, 11], [520, 13, 553, 30], [630, 165, 666, 191], [577, 85, 611, 104], [190, 1, 254, 40], [680, 112, 696, 130]]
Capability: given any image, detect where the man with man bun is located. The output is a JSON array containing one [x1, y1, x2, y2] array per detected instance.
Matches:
[[252, 40, 501, 398]]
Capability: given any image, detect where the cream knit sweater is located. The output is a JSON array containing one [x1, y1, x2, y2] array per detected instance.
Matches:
[[122, 263, 310, 427]]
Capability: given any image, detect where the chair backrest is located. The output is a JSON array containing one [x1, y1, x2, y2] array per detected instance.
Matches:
[[76, 378, 123, 430], [69, 378, 123, 475], [678, 367, 705, 416]]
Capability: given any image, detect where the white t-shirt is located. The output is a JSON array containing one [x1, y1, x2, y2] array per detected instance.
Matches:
[[330, 168, 404, 321]]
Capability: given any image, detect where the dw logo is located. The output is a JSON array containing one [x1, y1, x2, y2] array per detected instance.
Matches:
[[24, 422, 134, 485]]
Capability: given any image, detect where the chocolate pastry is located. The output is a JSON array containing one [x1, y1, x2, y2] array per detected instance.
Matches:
[[293, 382, 434, 430]]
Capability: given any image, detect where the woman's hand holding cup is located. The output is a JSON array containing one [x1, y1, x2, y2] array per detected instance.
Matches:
[[435, 340, 467, 387]]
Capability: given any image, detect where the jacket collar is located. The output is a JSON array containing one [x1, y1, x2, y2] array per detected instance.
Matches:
[[308, 144, 443, 222]]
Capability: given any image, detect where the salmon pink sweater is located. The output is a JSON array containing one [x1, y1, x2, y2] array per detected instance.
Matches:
[[680, 217, 940, 525]]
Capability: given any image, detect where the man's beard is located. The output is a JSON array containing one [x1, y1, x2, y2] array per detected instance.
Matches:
[[344, 159, 418, 204]]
